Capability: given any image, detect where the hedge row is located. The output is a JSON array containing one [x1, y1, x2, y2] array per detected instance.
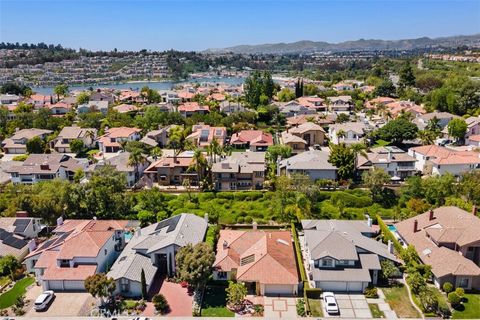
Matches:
[[376, 215, 404, 254], [330, 191, 373, 208]]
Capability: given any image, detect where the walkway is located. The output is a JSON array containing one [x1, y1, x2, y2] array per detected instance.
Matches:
[[264, 296, 297, 318], [143, 276, 193, 317], [401, 275, 424, 319], [370, 288, 398, 319]]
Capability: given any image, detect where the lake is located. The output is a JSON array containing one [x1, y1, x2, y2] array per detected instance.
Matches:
[[32, 76, 245, 95]]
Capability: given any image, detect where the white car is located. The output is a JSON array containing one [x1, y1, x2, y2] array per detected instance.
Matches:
[[323, 291, 339, 314], [34, 290, 55, 311]]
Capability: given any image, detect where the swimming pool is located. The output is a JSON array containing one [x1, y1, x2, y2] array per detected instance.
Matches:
[[124, 232, 133, 241], [387, 225, 397, 232]]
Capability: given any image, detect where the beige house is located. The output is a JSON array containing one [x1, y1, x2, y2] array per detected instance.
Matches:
[[212, 152, 266, 191], [1, 129, 52, 154], [54, 126, 97, 153], [287, 122, 326, 147], [280, 132, 307, 154], [143, 151, 197, 186]]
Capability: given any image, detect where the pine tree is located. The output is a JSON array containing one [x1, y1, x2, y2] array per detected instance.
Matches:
[[141, 268, 147, 299]]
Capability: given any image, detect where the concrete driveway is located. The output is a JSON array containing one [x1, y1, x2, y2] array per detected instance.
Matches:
[[24, 284, 93, 317], [264, 296, 297, 318], [322, 293, 372, 318]]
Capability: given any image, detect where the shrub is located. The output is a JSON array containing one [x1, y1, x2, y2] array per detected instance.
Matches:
[[364, 286, 378, 298], [12, 154, 28, 161], [442, 282, 453, 293], [418, 287, 438, 313], [448, 292, 461, 306], [296, 298, 306, 317], [244, 216, 253, 223], [438, 304, 451, 318], [236, 216, 245, 224], [152, 294, 169, 314], [454, 287, 465, 297], [330, 191, 372, 208], [407, 272, 426, 294]]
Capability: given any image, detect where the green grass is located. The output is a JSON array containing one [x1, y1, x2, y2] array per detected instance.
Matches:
[[307, 298, 323, 317], [0, 276, 35, 309], [452, 294, 480, 319], [369, 303, 385, 318], [383, 285, 420, 318], [201, 285, 234, 317]]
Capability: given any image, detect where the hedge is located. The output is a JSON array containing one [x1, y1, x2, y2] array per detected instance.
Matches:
[[376, 215, 404, 254], [330, 191, 373, 208], [291, 222, 310, 314]]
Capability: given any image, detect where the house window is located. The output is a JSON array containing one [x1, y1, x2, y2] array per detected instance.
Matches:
[[104, 249, 108, 255], [322, 258, 333, 267], [459, 278, 469, 288], [217, 271, 227, 279], [120, 278, 130, 292]]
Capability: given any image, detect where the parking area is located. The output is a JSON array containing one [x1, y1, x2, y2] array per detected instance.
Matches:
[[24, 284, 94, 317], [264, 296, 297, 318], [322, 294, 372, 318]]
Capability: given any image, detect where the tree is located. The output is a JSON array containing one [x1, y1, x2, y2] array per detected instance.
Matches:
[[0, 255, 20, 280], [336, 113, 350, 123], [152, 294, 169, 314], [266, 144, 292, 163], [303, 83, 319, 96], [69, 139, 84, 154], [442, 282, 453, 293], [459, 171, 480, 204], [244, 71, 275, 107], [418, 287, 438, 314], [141, 86, 161, 104], [141, 268, 147, 300], [175, 242, 215, 288], [374, 79, 396, 97], [398, 60, 416, 88], [26, 136, 45, 154], [328, 143, 356, 181], [447, 118, 467, 141], [455, 287, 465, 298], [375, 118, 418, 145], [76, 92, 90, 105], [128, 148, 147, 180], [407, 272, 426, 294], [84, 273, 116, 304], [53, 83, 69, 100], [226, 281, 247, 308], [448, 292, 461, 307], [380, 259, 398, 283], [362, 168, 391, 201], [277, 88, 295, 102], [417, 130, 438, 145]]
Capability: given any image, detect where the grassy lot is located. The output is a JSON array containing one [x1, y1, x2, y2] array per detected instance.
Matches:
[[0, 276, 35, 309], [452, 294, 480, 319], [411, 286, 449, 317], [307, 298, 323, 317], [383, 285, 420, 318], [201, 285, 234, 317], [369, 303, 385, 318]]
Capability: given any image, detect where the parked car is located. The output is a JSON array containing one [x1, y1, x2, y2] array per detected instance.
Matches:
[[34, 290, 55, 311], [323, 291, 339, 314]]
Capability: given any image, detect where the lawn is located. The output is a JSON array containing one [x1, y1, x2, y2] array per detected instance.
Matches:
[[200, 285, 234, 317], [452, 294, 480, 319], [369, 303, 385, 318], [383, 285, 420, 318], [0, 276, 35, 309], [307, 298, 323, 317]]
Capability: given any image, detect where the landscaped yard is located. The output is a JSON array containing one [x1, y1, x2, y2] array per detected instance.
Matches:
[[369, 303, 385, 318], [452, 293, 480, 319], [307, 298, 323, 317], [383, 285, 420, 318], [200, 285, 234, 317], [0, 276, 12, 288], [0, 276, 35, 309]]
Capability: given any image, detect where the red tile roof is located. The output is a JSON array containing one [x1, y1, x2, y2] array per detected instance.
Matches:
[[230, 130, 273, 146]]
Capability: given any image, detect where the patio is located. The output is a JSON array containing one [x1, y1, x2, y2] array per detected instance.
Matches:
[[143, 276, 193, 317]]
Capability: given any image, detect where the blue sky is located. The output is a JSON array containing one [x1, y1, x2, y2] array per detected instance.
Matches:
[[1, 0, 479, 51]]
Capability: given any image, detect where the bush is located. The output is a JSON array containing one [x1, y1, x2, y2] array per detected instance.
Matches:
[[454, 287, 465, 297], [244, 216, 253, 223], [152, 294, 169, 314], [442, 282, 453, 293], [418, 287, 438, 313], [448, 292, 461, 306], [438, 304, 451, 318], [364, 286, 378, 298], [330, 191, 372, 208], [236, 216, 245, 223], [296, 298, 306, 317], [12, 154, 28, 161]]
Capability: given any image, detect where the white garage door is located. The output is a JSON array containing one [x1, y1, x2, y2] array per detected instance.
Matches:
[[64, 280, 85, 291], [264, 284, 293, 296], [346, 282, 364, 292], [317, 281, 347, 292], [46, 280, 64, 291]]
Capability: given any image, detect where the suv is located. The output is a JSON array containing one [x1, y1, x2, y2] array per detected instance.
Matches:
[[34, 290, 55, 311]]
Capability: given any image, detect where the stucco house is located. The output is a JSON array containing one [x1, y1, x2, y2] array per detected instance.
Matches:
[[53, 126, 97, 153], [212, 152, 266, 191], [278, 150, 337, 181], [1, 128, 52, 154]]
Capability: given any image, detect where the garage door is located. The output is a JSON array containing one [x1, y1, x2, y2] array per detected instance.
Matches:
[[264, 284, 293, 296], [317, 281, 347, 292], [46, 280, 64, 291], [64, 280, 85, 291], [346, 282, 364, 292]]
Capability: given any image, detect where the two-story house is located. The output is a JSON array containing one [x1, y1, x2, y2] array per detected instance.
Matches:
[[212, 152, 266, 191], [0, 215, 42, 260], [328, 122, 367, 144], [54, 126, 97, 153], [143, 151, 196, 186], [302, 219, 398, 292], [230, 130, 273, 152], [287, 122, 326, 147], [108, 213, 207, 297], [328, 96, 353, 112], [1, 129, 52, 154], [178, 102, 209, 117], [186, 125, 227, 148], [356, 146, 417, 180], [25, 218, 137, 291], [396, 207, 480, 290], [97, 127, 142, 154], [278, 150, 337, 181]]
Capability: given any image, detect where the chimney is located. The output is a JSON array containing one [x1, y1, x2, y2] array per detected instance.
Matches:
[[136, 227, 142, 237], [413, 219, 419, 233], [56, 216, 64, 226], [252, 221, 258, 230], [15, 211, 28, 217], [223, 240, 228, 249], [472, 205, 477, 216], [40, 163, 50, 170], [387, 240, 394, 254], [204, 213, 209, 224], [28, 239, 37, 253], [429, 209, 434, 221], [367, 216, 372, 228]]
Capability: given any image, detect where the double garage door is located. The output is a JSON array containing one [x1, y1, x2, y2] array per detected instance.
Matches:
[[264, 284, 294, 296], [317, 281, 365, 292], [46, 280, 85, 291]]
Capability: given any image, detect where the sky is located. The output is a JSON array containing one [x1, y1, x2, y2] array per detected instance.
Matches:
[[1, 0, 479, 51]]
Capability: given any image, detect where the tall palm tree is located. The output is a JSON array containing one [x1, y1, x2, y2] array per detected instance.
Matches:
[[189, 148, 208, 184], [209, 138, 221, 163], [128, 149, 147, 182]]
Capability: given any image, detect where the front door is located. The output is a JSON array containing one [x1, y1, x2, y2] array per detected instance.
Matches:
[[156, 254, 168, 275]]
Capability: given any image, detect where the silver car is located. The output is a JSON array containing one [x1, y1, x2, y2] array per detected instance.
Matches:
[[34, 290, 55, 311]]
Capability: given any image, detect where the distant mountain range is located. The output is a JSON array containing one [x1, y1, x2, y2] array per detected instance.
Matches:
[[206, 34, 480, 54]]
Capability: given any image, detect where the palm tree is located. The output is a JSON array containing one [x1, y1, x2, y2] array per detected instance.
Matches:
[[209, 138, 221, 163], [150, 147, 163, 160], [128, 149, 147, 182], [418, 130, 436, 145], [189, 148, 208, 185]]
